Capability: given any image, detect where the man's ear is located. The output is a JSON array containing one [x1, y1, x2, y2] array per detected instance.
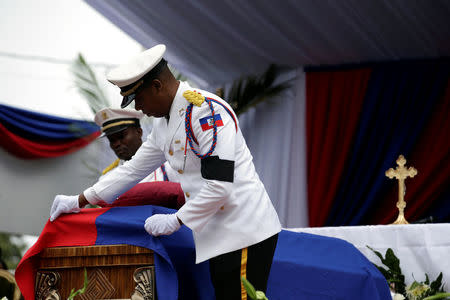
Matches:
[[151, 79, 163, 92], [137, 127, 143, 138]]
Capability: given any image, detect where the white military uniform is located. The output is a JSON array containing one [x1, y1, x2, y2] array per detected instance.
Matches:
[[84, 81, 281, 263], [102, 160, 178, 183], [142, 161, 178, 182]]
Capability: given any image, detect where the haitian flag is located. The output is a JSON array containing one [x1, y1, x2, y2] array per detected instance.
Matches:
[[15, 204, 390, 299], [15, 205, 214, 300], [199, 114, 224, 131]]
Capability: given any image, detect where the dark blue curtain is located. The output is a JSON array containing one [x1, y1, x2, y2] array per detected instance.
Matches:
[[321, 59, 449, 225]]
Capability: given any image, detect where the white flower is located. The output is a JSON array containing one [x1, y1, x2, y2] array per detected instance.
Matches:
[[392, 294, 405, 300], [406, 282, 430, 300], [390, 291, 405, 300]]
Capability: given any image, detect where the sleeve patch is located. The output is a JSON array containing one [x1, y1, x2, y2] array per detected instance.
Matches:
[[199, 114, 224, 131], [201, 156, 234, 182]]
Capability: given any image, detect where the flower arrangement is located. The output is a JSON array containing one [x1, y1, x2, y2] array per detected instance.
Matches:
[[367, 246, 450, 300]]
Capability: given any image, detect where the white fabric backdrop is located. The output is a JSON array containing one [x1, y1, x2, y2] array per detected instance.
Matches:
[[85, 0, 450, 87], [239, 69, 308, 227], [0, 140, 109, 235]]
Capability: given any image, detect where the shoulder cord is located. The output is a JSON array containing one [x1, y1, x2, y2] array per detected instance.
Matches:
[[184, 98, 217, 159], [160, 163, 169, 181]]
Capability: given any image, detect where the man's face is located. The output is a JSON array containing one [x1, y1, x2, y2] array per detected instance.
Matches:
[[134, 80, 172, 118], [106, 126, 143, 160]]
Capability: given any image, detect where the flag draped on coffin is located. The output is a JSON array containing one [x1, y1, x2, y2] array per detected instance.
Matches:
[[15, 205, 390, 300], [306, 58, 450, 227], [0, 104, 100, 159]]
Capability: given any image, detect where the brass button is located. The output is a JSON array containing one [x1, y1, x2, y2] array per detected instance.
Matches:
[[175, 140, 181, 144], [178, 169, 184, 174], [180, 147, 184, 151], [220, 206, 224, 210], [169, 149, 173, 156], [185, 192, 190, 198]]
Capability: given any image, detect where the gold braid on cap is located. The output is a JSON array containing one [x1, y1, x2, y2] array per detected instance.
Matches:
[[102, 120, 136, 131], [183, 90, 205, 106], [120, 80, 144, 97]]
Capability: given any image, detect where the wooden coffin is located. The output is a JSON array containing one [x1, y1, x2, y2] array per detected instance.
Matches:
[[35, 244, 156, 300]]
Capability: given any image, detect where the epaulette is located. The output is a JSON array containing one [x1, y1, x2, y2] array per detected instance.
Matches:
[[102, 158, 120, 175], [183, 90, 204, 107]]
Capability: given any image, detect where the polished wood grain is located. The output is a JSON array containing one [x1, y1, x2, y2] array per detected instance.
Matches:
[[36, 244, 156, 299]]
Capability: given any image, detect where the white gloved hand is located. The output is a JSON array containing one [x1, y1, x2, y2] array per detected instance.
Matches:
[[144, 214, 181, 236], [50, 195, 81, 222]]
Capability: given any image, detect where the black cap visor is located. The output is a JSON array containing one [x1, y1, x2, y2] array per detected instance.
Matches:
[[118, 59, 168, 109], [101, 118, 140, 137], [102, 124, 129, 137], [121, 93, 136, 108]]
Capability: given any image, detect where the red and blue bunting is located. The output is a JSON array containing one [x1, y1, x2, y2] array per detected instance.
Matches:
[[0, 104, 100, 159]]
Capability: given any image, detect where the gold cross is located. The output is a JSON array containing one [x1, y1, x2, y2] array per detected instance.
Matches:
[[385, 155, 418, 224]]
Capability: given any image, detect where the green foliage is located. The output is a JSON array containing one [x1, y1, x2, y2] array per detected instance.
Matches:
[[429, 273, 445, 295], [423, 293, 450, 300], [0, 233, 27, 270], [368, 246, 448, 300], [225, 64, 292, 116], [405, 272, 446, 300], [367, 246, 406, 294], [71, 53, 110, 114], [67, 268, 88, 300]]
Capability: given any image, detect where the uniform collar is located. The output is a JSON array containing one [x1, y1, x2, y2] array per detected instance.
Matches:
[[168, 81, 191, 120], [166, 81, 191, 134]]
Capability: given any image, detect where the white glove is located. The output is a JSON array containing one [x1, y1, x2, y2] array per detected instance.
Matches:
[[144, 214, 181, 236], [50, 195, 81, 222]]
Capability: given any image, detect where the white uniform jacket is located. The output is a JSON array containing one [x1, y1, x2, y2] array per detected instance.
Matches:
[[101, 160, 177, 183], [84, 81, 281, 263], [143, 161, 178, 182]]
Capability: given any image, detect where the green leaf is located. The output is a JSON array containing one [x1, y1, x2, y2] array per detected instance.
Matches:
[[0, 233, 27, 270], [430, 273, 444, 294], [367, 246, 385, 263], [409, 281, 420, 290], [68, 288, 76, 300], [367, 246, 405, 294], [384, 248, 402, 273], [374, 265, 390, 279], [67, 268, 89, 300], [71, 53, 111, 114], [423, 292, 450, 300], [224, 64, 292, 116], [241, 277, 257, 299]]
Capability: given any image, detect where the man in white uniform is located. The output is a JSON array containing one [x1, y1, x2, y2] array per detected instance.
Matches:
[[50, 44, 281, 299], [95, 107, 177, 182]]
